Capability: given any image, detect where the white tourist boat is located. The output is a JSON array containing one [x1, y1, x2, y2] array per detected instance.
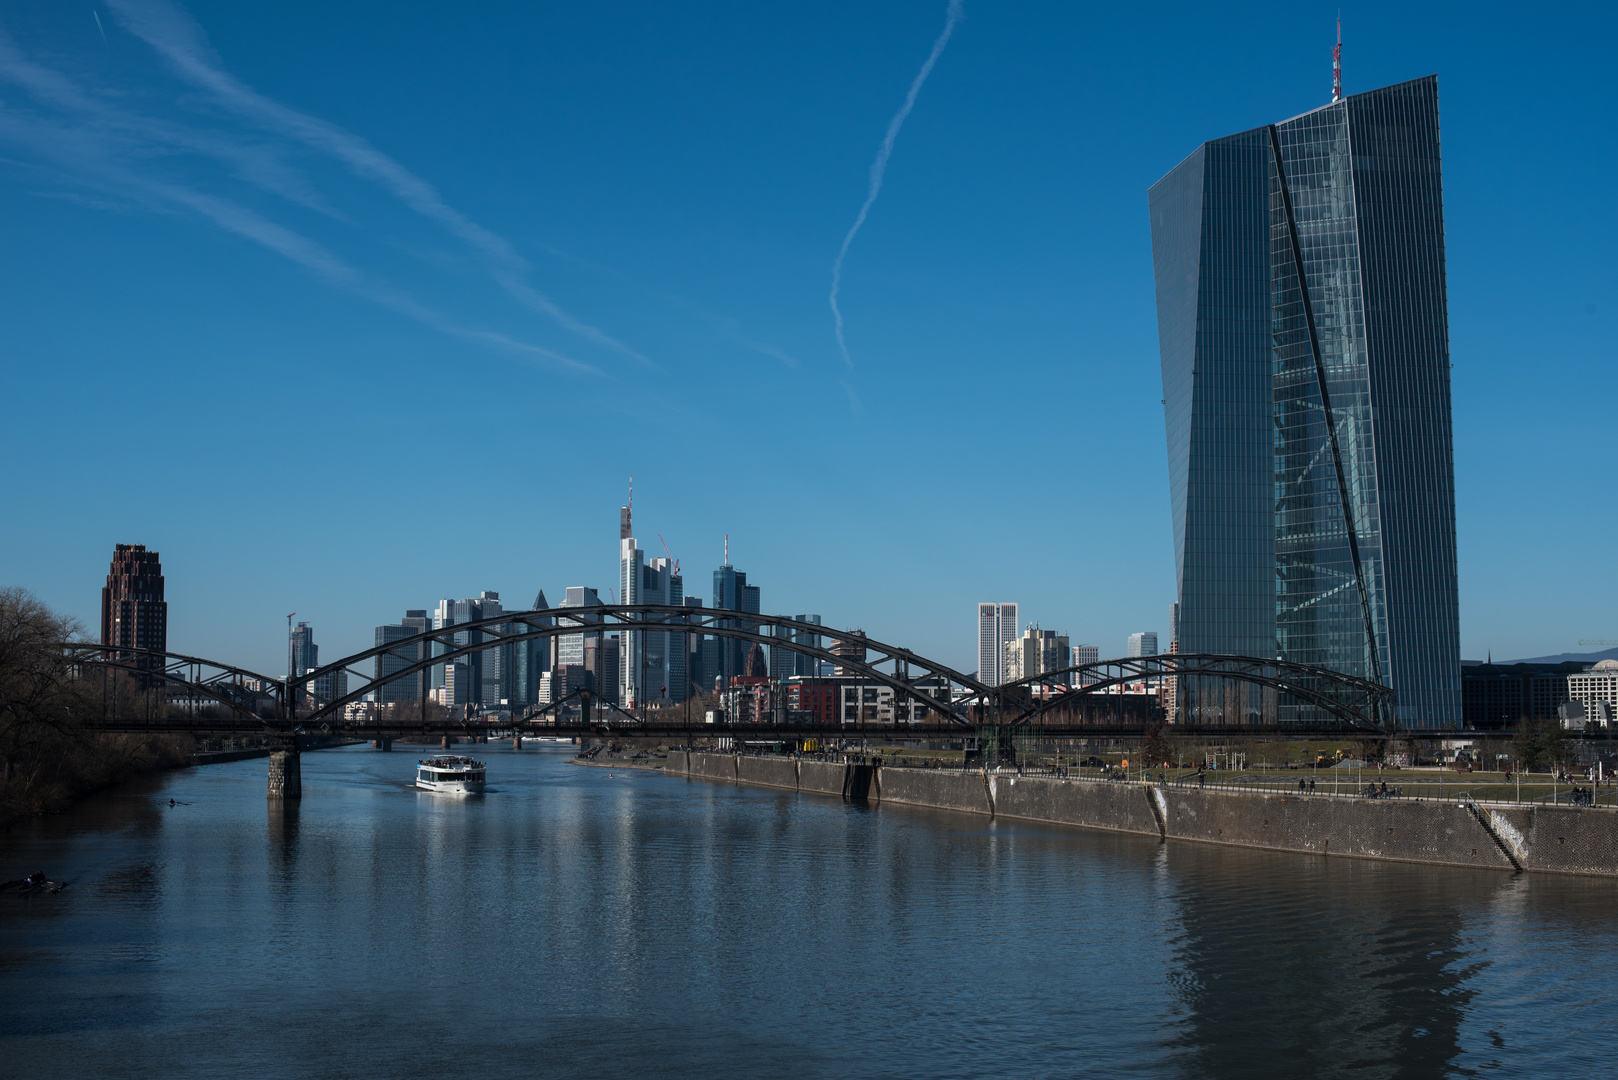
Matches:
[[415, 756, 487, 794]]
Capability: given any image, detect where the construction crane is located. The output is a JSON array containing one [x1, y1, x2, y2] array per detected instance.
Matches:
[[658, 534, 679, 577]]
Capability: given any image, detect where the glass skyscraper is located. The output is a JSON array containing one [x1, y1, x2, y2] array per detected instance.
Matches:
[[1149, 76, 1460, 729]]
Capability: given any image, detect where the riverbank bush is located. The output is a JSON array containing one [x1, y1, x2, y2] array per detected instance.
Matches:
[[0, 587, 193, 826]]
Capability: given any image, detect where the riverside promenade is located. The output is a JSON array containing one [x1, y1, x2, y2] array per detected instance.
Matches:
[[665, 751, 1618, 879]]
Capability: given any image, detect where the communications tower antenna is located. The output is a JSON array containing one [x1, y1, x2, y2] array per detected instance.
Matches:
[[1332, 15, 1342, 103], [723, 533, 730, 568], [620, 475, 634, 541]]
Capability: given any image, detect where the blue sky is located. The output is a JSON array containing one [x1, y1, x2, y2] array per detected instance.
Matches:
[[1, 0, 1612, 677]]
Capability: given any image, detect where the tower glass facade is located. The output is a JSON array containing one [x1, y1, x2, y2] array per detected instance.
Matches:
[[620, 537, 685, 706], [712, 565, 759, 689], [977, 603, 1018, 686], [1149, 76, 1460, 728]]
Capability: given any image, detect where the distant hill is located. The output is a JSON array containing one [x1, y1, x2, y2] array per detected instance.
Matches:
[[1499, 646, 1618, 666]]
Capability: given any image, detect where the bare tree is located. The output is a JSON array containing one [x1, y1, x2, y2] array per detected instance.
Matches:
[[0, 587, 190, 821], [0, 587, 85, 784]]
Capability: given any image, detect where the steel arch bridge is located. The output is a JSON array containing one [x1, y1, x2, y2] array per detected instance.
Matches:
[[995, 654, 1395, 731], [61, 608, 1399, 736], [59, 643, 286, 723]]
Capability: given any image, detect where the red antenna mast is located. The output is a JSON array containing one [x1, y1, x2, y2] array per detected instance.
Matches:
[[1332, 16, 1342, 103]]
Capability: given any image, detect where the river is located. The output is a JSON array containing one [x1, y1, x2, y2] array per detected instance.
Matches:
[[2, 745, 1614, 1078]]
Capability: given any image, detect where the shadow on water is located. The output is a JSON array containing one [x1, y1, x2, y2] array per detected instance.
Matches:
[[267, 800, 300, 892], [1153, 842, 1615, 1079]]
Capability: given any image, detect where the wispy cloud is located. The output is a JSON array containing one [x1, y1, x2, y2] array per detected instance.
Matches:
[[828, 0, 963, 370], [0, 96, 597, 374], [0, 4, 628, 374], [0, 25, 342, 217], [103, 0, 650, 367], [662, 294, 801, 370], [164, 187, 596, 374]]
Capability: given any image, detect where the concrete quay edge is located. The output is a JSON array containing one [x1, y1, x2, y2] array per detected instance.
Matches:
[[663, 751, 1618, 879]]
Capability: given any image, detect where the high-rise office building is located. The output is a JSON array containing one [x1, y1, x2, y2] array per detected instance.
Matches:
[[684, 597, 722, 697], [541, 664, 592, 709], [473, 592, 503, 708], [556, 586, 602, 668], [829, 631, 868, 677], [713, 561, 760, 688], [1127, 632, 1159, 658], [437, 661, 473, 710], [1073, 644, 1101, 686], [1006, 626, 1071, 686], [313, 667, 347, 707], [585, 634, 621, 706], [620, 535, 685, 707], [1149, 75, 1460, 727], [976, 603, 1018, 685], [500, 591, 552, 710], [288, 621, 346, 707], [430, 592, 503, 706], [767, 615, 822, 682], [375, 612, 433, 706], [101, 544, 166, 667], [289, 621, 317, 679]]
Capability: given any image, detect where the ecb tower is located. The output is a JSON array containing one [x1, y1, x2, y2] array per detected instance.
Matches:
[[1148, 75, 1460, 729]]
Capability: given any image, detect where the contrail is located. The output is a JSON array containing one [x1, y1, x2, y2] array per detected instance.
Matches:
[[93, 11, 107, 42], [829, 0, 963, 369]]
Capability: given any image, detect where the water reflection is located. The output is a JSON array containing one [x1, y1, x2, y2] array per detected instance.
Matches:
[[0, 749, 1613, 1079], [1161, 848, 1502, 1077]]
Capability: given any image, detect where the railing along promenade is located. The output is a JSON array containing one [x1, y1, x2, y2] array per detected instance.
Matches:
[[716, 748, 1618, 812]]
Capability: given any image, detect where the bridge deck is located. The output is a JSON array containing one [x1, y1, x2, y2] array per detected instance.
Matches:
[[82, 718, 1393, 740]]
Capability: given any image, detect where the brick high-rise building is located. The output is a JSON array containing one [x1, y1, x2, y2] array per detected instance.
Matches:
[[101, 544, 167, 664]]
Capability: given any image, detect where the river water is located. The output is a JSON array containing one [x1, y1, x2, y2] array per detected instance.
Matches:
[[2, 745, 1614, 1078]]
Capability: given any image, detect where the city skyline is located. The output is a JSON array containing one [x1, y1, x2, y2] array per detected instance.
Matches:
[[8, 8, 1616, 1073], [3, 2, 1612, 678]]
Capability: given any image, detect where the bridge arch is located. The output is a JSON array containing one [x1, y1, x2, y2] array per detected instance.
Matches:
[[57, 630, 1396, 735], [301, 605, 991, 727], [996, 654, 1395, 731], [59, 643, 285, 724]]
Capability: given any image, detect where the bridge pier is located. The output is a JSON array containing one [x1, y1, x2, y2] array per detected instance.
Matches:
[[267, 738, 301, 800], [371, 737, 392, 751], [512, 736, 522, 751], [441, 735, 452, 750]]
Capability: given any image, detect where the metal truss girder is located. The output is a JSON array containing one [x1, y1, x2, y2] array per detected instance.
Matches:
[[60, 652, 272, 724], [297, 605, 991, 726], [997, 652, 1394, 731], [59, 643, 283, 691]]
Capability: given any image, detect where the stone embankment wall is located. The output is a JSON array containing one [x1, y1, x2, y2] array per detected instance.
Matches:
[[662, 752, 1617, 878]]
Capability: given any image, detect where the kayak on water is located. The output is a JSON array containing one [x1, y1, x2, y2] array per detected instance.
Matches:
[[1, 871, 69, 895]]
